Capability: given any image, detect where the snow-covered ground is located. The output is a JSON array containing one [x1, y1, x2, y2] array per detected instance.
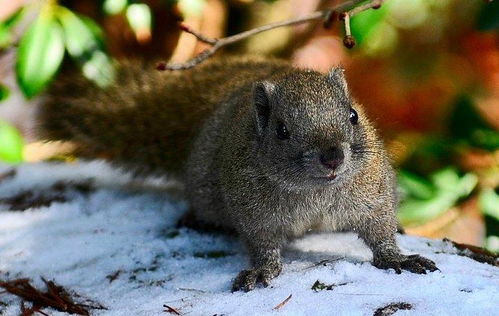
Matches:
[[0, 162, 498, 316]]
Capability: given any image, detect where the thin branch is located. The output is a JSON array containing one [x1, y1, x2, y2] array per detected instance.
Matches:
[[157, 0, 383, 71], [178, 24, 217, 45], [348, 0, 384, 16], [163, 304, 182, 315], [341, 0, 384, 48], [342, 13, 355, 48], [272, 294, 292, 310]]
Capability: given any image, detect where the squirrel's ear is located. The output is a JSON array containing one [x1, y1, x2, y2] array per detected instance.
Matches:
[[253, 81, 275, 136], [327, 67, 348, 93]]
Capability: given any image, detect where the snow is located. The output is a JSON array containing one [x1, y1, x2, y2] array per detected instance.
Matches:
[[0, 161, 498, 316]]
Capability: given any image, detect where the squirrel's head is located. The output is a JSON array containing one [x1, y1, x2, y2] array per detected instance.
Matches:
[[253, 68, 379, 190]]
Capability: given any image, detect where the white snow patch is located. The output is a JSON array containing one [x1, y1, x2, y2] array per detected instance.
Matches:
[[0, 162, 498, 315]]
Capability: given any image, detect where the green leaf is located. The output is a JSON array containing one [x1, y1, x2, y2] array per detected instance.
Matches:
[[79, 15, 106, 49], [103, 0, 128, 15], [0, 84, 10, 102], [477, 0, 499, 31], [0, 8, 24, 48], [480, 189, 499, 221], [57, 7, 99, 57], [0, 120, 23, 163], [470, 129, 499, 151], [485, 236, 499, 254], [81, 50, 115, 87], [0, 27, 10, 48], [16, 7, 64, 98], [447, 95, 499, 150], [57, 7, 115, 87], [400, 136, 454, 176], [398, 170, 434, 200], [398, 168, 478, 226], [126, 3, 152, 34]]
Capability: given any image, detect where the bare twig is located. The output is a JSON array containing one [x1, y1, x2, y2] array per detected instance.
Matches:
[[157, 0, 384, 71], [0, 277, 106, 315], [342, 12, 355, 48], [272, 294, 292, 310], [341, 0, 384, 48], [0, 169, 16, 183], [348, 0, 384, 16], [163, 304, 182, 315], [178, 24, 217, 45], [443, 238, 498, 266], [105, 270, 122, 283]]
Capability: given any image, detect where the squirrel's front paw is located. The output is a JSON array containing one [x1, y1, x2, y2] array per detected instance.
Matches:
[[231, 264, 282, 292], [374, 254, 438, 274]]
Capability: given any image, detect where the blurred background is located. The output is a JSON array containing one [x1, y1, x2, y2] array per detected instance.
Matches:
[[0, 0, 497, 251]]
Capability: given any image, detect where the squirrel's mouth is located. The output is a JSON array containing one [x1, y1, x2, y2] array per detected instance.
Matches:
[[316, 172, 337, 182]]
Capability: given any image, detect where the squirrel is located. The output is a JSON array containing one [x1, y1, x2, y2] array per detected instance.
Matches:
[[38, 56, 438, 291]]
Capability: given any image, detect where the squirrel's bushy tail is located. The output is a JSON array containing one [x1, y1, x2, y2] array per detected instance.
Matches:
[[38, 62, 215, 176], [38, 57, 290, 176]]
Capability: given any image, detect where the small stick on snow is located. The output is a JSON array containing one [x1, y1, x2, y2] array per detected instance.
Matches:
[[272, 294, 292, 310], [163, 304, 182, 315], [0, 169, 16, 183]]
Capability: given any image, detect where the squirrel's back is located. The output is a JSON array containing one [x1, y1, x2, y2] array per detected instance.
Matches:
[[39, 56, 291, 175]]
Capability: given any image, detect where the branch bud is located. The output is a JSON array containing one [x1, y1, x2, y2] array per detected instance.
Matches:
[[343, 35, 356, 49], [156, 63, 167, 71], [179, 23, 191, 33]]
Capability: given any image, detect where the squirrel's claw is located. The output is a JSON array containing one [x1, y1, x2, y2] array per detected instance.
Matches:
[[402, 254, 438, 273], [374, 254, 438, 274], [231, 265, 282, 292], [232, 269, 258, 292]]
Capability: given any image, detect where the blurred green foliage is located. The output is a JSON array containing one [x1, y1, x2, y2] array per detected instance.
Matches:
[[0, 9, 23, 49], [0, 120, 24, 163], [0, 85, 9, 102], [3, 1, 115, 100], [103, 0, 128, 15], [449, 96, 499, 151], [398, 168, 478, 226], [476, 0, 499, 30], [16, 5, 65, 98], [398, 94, 498, 251], [350, 1, 390, 47], [399, 96, 498, 177], [57, 6, 115, 87], [480, 188, 499, 221], [125, 3, 152, 34]]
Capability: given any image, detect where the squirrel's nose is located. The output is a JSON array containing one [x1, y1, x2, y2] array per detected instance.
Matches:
[[320, 146, 344, 170]]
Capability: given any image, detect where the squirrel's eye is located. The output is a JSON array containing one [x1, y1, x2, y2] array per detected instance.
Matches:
[[349, 108, 358, 125], [276, 122, 290, 140]]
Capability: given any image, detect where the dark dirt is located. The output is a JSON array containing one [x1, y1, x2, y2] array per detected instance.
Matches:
[[0, 180, 94, 211], [373, 302, 413, 316]]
